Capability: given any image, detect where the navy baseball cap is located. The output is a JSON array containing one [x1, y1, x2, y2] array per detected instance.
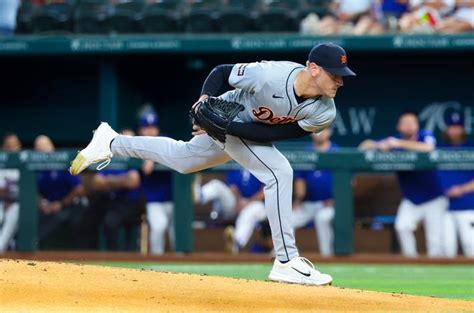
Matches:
[[308, 43, 356, 77], [445, 111, 464, 126], [139, 113, 159, 127]]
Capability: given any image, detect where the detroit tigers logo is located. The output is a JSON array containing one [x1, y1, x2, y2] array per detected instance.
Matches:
[[252, 106, 296, 124], [341, 55, 347, 64]]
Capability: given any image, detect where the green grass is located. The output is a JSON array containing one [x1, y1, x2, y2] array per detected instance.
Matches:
[[90, 262, 474, 301]]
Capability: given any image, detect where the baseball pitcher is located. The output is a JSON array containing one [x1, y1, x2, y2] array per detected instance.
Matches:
[[69, 43, 356, 286]]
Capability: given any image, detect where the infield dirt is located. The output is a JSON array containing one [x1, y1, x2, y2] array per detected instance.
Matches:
[[1, 259, 472, 312]]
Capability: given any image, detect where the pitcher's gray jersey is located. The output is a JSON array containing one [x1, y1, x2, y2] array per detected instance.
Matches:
[[219, 61, 336, 133]]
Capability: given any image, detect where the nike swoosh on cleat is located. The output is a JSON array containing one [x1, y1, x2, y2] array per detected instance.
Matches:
[[272, 94, 284, 99], [291, 267, 311, 277]]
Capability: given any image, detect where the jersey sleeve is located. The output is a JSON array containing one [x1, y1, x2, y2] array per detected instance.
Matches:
[[421, 131, 437, 146], [225, 170, 240, 186], [297, 97, 337, 133], [228, 62, 268, 93], [294, 171, 307, 180]]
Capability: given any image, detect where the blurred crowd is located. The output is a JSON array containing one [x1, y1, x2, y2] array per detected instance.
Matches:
[[301, 0, 474, 36], [0, 0, 472, 36], [0, 107, 472, 258]]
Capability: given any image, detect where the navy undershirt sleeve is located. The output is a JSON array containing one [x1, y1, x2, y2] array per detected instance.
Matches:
[[227, 121, 311, 143], [201, 64, 234, 97]]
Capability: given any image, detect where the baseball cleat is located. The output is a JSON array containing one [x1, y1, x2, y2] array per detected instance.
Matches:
[[69, 122, 119, 176], [223, 225, 239, 254], [268, 256, 332, 286]]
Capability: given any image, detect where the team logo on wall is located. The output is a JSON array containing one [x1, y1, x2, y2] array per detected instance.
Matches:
[[419, 101, 471, 134]]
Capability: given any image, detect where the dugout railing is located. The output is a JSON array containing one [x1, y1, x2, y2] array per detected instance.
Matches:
[[2, 148, 473, 255]]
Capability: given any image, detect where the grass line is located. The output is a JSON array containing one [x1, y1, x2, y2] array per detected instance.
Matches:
[[89, 262, 474, 301]]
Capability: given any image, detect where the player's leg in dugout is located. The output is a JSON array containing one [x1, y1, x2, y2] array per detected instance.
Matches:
[[314, 203, 335, 257], [291, 201, 317, 229], [146, 201, 173, 255], [395, 199, 424, 257], [421, 196, 448, 257], [199, 179, 237, 219], [453, 210, 474, 257], [234, 201, 266, 248], [111, 133, 299, 261], [443, 211, 458, 257]]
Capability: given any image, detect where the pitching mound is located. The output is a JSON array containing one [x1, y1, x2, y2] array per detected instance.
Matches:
[[1, 259, 472, 312]]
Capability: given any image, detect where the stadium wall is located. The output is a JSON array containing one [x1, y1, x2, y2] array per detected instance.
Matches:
[[0, 34, 472, 146]]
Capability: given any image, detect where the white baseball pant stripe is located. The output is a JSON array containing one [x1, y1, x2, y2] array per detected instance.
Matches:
[[0, 202, 19, 252], [394, 196, 448, 257], [146, 201, 174, 255], [443, 210, 474, 258], [292, 201, 335, 256], [111, 134, 299, 262]]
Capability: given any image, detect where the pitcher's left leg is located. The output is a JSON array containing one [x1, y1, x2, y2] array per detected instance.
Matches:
[[224, 136, 298, 262]]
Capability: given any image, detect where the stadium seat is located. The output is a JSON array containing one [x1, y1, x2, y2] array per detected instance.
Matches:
[[115, 0, 146, 13], [263, 0, 301, 9], [216, 8, 253, 33], [147, 0, 182, 11], [31, 2, 74, 33], [16, 0, 37, 34], [74, 0, 109, 33], [255, 8, 297, 32], [74, 10, 108, 34], [226, 0, 261, 10], [185, 9, 217, 33], [298, 0, 330, 19], [141, 8, 180, 33], [103, 8, 138, 33], [188, 0, 222, 9]]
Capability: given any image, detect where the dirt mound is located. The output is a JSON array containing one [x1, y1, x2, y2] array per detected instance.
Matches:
[[0, 259, 472, 312]]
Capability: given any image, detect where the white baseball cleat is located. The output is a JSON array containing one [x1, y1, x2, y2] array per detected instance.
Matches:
[[69, 122, 119, 176], [268, 256, 332, 286]]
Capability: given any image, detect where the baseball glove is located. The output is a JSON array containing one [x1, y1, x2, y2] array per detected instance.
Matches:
[[190, 97, 244, 143]]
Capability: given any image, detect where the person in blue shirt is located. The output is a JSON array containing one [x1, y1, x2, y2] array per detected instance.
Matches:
[[359, 111, 448, 257], [34, 135, 84, 248], [193, 169, 264, 253], [75, 129, 142, 251], [438, 111, 474, 258], [137, 113, 174, 255], [292, 129, 337, 256]]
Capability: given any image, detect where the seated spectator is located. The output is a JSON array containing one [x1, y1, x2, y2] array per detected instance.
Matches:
[[436, 1, 474, 33], [319, 0, 372, 35], [292, 129, 337, 257], [399, 0, 455, 33], [88, 168, 142, 251], [76, 128, 142, 251], [2, 133, 22, 152], [352, 0, 409, 35], [359, 111, 448, 258], [0, 133, 21, 252], [193, 169, 265, 254], [439, 111, 474, 258], [35, 135, 85, 249], [0, 0, 20, 36]]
